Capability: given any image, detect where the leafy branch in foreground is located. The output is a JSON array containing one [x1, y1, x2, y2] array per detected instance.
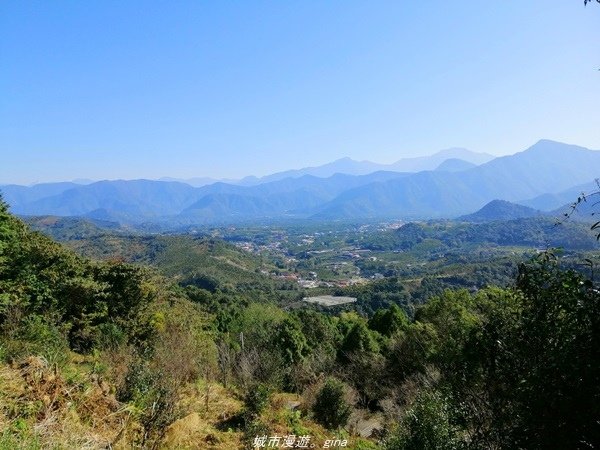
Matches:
[[558, 178, 600, 239]]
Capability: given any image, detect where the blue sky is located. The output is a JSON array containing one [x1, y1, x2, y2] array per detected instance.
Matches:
[[1, 1, 599, 184]]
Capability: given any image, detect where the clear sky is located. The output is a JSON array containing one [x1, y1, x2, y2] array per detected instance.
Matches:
[[1, 1, 599, 184]]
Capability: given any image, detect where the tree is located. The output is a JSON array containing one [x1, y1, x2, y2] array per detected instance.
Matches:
[[274, 317, 309, 365], [340, 321, 379, 357], [0, 192, 8, 213], [509, 260, 600, 449], [369, 304, 410, 337]]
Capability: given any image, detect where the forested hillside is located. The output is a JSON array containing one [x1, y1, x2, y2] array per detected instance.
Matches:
[[1, 195, 599, 449]]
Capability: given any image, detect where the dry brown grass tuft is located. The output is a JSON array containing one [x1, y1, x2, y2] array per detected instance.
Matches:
[[178, 380, 243, 423], [160, 380, 244, 449], [0, 356, 144, 449], [18, 356, 68, 421]]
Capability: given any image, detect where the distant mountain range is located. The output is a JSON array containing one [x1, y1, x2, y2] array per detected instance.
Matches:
[[313, 140, 600, 220], [154, 148, 494, 186], [521, 180, 599, 212], [2, 140, 598, 225]]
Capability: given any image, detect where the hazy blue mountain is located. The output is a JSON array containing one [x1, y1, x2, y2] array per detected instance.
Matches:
[[234, 148, 494, 185], [5, 140, 599, 224], [181, 171, 410, 220], [312, 170, 484, 220], [520, 180, 599, 211], [313, 140, 600, 220], [6, 171, 410, 223], [187, 171, 408, 199], [148, 148, 493, 188], [388, 148, 495, 172], [551, 196, 600, 224], [157, 176, 247, 187], [236, 157, 386, 185], [158, 176, 220, 187], [1, 182, 81, 209], [435, 158, 477, 172], [181, 193, 280, 220], [13, 180, 200, 221], [465, 140, 599, 199], [458, 200, 544, 222]]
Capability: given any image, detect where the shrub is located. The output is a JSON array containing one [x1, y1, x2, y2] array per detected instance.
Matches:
[[312, 377, 353, 430], [383, 390, 460, 450], [139, 383, 180, 449], [3, 315, 70, 367], [95, 322, 126, 350], [243, 383, 270, 418], [243, 419, 270, 450]]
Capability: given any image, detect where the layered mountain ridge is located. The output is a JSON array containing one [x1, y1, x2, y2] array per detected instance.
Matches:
[[2, 140, 599, 225]]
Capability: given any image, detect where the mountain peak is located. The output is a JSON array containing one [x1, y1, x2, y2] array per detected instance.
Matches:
[[433, 147, 471, 157], [435, 158, 477, 172], [333, 156, 355, 163], [458, 199, 543, 222], [524, 139, 593, 154]]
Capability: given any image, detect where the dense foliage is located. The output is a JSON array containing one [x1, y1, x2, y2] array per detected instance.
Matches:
[[2, 196, 599, 448], [0, 197, 217, 447]]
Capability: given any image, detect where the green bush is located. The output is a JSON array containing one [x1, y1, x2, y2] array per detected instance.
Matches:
[[384, 390, 460, 450], [117, 358, 155, 403], [244, 383, 270, 418], [243, 419, 270, 450], [4, 315, 70, 367], [312, 377, 352, 430], [95, 322, 126, 350]]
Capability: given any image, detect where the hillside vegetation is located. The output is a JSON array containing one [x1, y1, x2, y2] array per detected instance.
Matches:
[[1, 195, 599, 449]]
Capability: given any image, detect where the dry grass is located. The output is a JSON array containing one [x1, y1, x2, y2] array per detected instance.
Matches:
[[0, 356, 142, 449], [161, 380, 244, 449], [1, 355, 378, 449]]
